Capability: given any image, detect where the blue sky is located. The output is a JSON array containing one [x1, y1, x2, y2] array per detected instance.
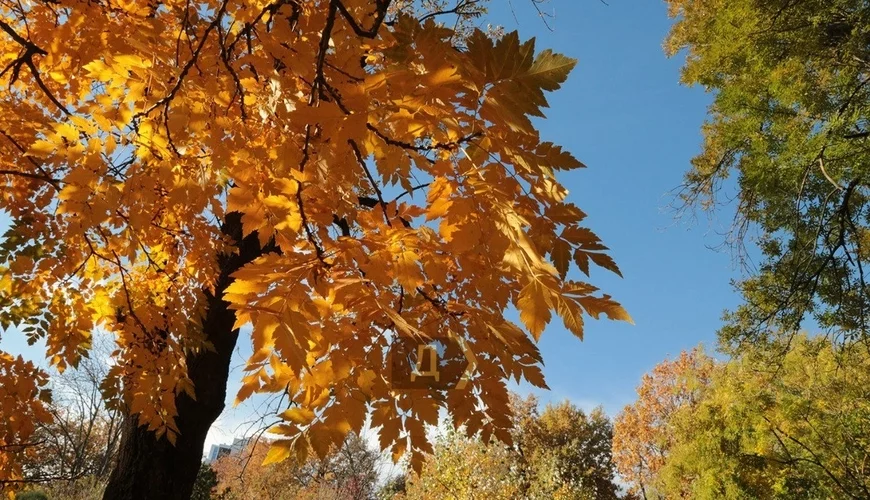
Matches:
[[487, 0, 744, 413], [1, 0, 749, 449]]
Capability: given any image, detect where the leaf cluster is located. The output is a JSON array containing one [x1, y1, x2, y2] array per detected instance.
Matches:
[[667, 0, 870, 347], [0, 0, 628, 484], [614, 336, 870, 499]]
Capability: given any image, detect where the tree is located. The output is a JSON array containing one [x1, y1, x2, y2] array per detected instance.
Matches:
[[377, 473, 407, 499], [405, 429, 520, 500], [612, 348, 715, 499], [0, 353, 51, 489], [212, 433, 379, 500], [615, 336, 870, 499], [191, 463, 223, 500], [405, 395, 625, 499], [14, 492, 47, 500], [665, 0, 870, 348], [15, 476, 112, 500], [513, 398, 621, 499], [3, 339, 121, 498], [405, 427, 521, 499], [659, 335, 870, 499], [0, 0, 630, 497], [20, 339, 122, 485]]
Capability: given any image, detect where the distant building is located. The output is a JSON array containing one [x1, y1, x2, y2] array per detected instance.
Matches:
[[206, 444, 231, 463], [205, 436, 252, 463]]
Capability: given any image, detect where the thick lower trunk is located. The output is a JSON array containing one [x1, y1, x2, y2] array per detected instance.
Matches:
[[103, 216, 263, 500]]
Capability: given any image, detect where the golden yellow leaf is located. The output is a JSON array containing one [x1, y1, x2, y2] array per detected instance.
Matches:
[[426, 177, 454, 221], [551, 238, 572, 280], [579, 295, 634, 324], [280, 407, 316, 426], [518, 280, 552, 340], [262, 439, 294, 465]]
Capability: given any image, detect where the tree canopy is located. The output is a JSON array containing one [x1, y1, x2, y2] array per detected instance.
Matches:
[[0, 0, 629, 492], [614, 337, 870, 499], [666, 0, 870, 347], [405, 395, 625, 500], [612, 348, 715, 499], [212, 433, 379, 499]]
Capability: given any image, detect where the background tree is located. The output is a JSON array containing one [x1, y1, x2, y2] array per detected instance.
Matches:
[[20, 338, 122, 485], [616, 336, 870, 499], [512, 396, 621, 499], [404, 426, 523, 499], [12, 476, 107, 500], [405, 395, 625, 499], [0, 0, 628, 497], [3, 338, 120, 498], [212, 433, 380, 500], [612, 348, 715, 499], [0, 353, 51, 489], [13, 492, 47, 500], [191, 463, 225, 500], [666, 0, 870, 349], [659, 335, 870, 499], [377, 473, 407, 499]]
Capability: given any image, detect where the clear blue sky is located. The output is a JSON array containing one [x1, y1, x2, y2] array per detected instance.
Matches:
[[486, 0, 743, 413], [0, 0, 748, 443]]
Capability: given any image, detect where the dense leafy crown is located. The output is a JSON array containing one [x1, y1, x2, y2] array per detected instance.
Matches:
[[407, 396, 622, 499], [666, 0, 870, 347], [612, 348, 715, 498], [0, 0, 628, 482], [614, 337, 870, 499]]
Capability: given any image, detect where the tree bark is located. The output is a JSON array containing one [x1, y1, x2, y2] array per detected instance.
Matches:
[[103, 215, 265, 500]]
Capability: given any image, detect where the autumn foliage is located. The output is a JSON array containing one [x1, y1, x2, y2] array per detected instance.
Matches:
[[405, 395, 623, 499], [612, 349, 715, 498], [0, 0, 629, 491], [666, 0, 870, 344], [0, 354, 51, 486], [211, 434, 378, 499], [614, 338, 870, 499]]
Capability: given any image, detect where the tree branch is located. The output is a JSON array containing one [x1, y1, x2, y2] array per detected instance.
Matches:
[[332, 0, 392, 39], [137, 0, 229, 119], [0, 19, 70, 115], [349, 139, 391, 227]]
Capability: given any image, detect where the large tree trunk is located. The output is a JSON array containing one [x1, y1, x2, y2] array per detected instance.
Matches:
[[103, 216, 264, 500]]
